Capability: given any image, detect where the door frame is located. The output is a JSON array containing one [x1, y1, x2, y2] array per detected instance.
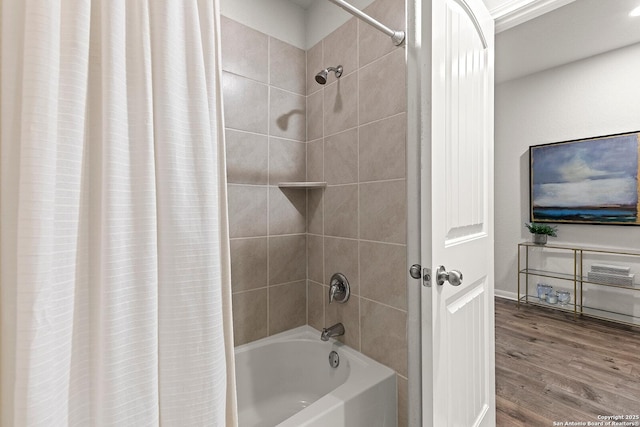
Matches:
[[406, 0, 495, 423], [405, 0, 573, 425], [405, 0, 430, 424]]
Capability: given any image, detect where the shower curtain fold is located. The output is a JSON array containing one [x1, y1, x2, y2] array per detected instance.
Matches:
[[0, 0, 237, 426]]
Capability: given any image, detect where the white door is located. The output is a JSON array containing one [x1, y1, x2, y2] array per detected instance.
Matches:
[[420, 0, 495, 425]]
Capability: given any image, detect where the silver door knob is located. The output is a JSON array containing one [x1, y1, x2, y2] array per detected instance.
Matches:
[[409, 264, 422, 279], [436, 265, 463, 286]]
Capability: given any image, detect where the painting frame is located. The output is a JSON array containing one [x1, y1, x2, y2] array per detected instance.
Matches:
[[529, 131, 640, 226]]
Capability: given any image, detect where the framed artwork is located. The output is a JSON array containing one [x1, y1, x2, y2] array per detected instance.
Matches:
[[530, 131, 640, 225]]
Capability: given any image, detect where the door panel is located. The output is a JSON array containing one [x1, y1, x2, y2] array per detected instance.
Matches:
[[442, 0, 488, 244], [421, 0, 495, 425]]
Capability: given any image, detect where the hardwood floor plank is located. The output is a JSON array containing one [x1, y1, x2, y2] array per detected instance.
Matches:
[[496, 396, 550, 427], [497, 365, 596, 421], [495, 339, 640, 403], [498, 316, 640, 358], [495, 297, 640, 426], [496, 351, 634, 414]]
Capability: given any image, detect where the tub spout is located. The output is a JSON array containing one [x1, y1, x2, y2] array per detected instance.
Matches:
[[321, 323, 345, 341]]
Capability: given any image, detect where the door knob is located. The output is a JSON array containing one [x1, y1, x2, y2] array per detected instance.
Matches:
[[409, 264, 422, 279], [436, 265, 463, 286]]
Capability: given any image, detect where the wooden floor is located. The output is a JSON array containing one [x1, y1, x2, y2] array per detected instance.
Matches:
[[495, 298, 640, 426]]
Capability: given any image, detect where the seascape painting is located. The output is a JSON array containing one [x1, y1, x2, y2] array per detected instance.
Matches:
[[530, 132, 640, 225]]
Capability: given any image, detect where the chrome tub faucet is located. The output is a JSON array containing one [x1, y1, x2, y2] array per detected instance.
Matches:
[[321, 322, 345, 341]]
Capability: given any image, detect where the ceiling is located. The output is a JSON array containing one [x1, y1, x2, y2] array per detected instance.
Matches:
[[496, 0, 640, 82]]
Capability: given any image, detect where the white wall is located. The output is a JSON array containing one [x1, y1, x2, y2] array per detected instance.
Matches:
[[494, 42, 640, 299], [219, 0, 374, 50], [304, 0, 374, 49], [220, 0, 306, 48]]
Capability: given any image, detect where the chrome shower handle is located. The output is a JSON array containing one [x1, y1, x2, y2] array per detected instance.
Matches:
[[329, 272, 350, 304]]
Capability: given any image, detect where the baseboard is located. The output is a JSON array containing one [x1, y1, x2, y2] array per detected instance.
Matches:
[[494, 289, 518, 301]]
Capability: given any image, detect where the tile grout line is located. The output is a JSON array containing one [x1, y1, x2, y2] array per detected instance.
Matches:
[[304, 279, 407, 314], [266, 35, 271, 337], [321, 37, 327, 330], [359, 295, 408, 314], [222, 69, 306, 98], [356, 17, 363, 353], [305, 45, 309, 328], [320, 110, 407, 140], [305, 234, 408, 248]]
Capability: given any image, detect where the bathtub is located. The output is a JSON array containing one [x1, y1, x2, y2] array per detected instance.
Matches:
[[234, 325, 397, 427]]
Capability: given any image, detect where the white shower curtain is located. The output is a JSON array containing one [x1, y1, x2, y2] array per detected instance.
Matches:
[[0, 1, 237, 426]]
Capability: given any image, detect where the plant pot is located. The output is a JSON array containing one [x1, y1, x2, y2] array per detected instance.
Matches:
[[533, 233, 547, 245]]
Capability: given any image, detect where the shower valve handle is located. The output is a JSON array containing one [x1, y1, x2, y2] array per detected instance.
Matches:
[[329, 273, 350, 304]]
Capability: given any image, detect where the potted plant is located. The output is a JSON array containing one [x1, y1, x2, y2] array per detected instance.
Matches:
[[525, 222, 558, 245]]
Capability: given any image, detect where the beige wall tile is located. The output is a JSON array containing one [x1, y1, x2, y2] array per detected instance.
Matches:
[[359, 113, 406, 182], [269, 188, 306, 235], [306, 138, 324, 182], [221, 17, 268, 83], [360, 180, 406, 244], [306, 91, 324, 142], [325, 237, 359, 295], [324, 72, 358, 137], [225, 129, 268, 185], [270, 37, 306, 95], [224, 19, 410, 424], [228, 185, 267, 238], [230, 237, 268, 293], [359, 49, 406, 125], [325, 129, 358, 185], [268, 235, 306, 285], [307, 234, 324, 284], [269, 137, 306, 184], [222, 72, 268, 134], [269, 281, 307, 335], [360, 299, 407, 376], [270, 88, 306, 142], [307, 281, 325, 331], [324, 18, 358, 85], [360, 241, 406, 310], [306, 41, 323, 96], [358, 0, 406, 68], [307, 189, 323, 235], [325, 293, 360, 350], [232, 289, 268, 346], [324, 184, 358, 238]]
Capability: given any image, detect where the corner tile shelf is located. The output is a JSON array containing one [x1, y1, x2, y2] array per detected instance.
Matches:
[[277, 182, 327, 189], [517, 242, 640, 326]]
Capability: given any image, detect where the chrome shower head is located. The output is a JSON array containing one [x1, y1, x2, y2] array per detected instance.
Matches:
[[315, 65, 343, 85]]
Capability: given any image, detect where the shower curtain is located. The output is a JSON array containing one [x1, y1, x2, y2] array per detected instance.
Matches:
[[0, 1, 237, 426]]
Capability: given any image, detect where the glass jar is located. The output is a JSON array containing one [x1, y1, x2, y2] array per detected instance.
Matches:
[[536, 283, 545, 300], [557, 290, 570, 305], [537, 283, 553, 301]]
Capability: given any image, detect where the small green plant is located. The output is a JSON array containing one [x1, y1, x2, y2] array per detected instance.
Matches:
[[525, 222, 558, 237]]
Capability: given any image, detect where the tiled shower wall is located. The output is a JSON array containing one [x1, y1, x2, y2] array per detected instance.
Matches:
[[221, 16, 308, 345], [221, 0, 407, 423], [304, 0, 408, 425]]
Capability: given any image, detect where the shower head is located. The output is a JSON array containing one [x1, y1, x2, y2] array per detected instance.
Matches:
[[315, 65, 343, 85]]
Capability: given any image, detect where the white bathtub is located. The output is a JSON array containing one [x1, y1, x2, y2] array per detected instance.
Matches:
[[234, 325, 397, 427]]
